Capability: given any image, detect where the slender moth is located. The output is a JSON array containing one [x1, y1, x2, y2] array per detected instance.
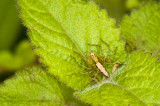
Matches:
[[90, 52, 109, 77]]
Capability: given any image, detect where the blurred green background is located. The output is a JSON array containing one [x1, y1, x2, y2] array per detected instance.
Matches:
[[0, 0, 159, 82], [0, 0, 37, 82]]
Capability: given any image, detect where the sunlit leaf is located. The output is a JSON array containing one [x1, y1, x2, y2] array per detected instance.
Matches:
[[0, 67, 86, 106], [18, 0, 126, 90], [75, 51, 160, 105], [121, 2, 160, 57]]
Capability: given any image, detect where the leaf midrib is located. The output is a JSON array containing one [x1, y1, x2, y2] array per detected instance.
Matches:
[[23, 0, 86, 59], [81, 81, 147, 105], [112, 82, 147, 105]]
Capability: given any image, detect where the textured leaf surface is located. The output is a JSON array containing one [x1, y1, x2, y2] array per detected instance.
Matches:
[[75, 51, 160, 105], [0, 0, 21, 50], [18, 0, 126, 90], [0, 67, 86, 106], [0, 40, 36, 71], [18, 0, 125, 89], [121, 3, 160, 56]]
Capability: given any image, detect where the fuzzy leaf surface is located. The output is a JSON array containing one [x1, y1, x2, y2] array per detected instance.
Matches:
[[18, 0, 126, 90], [75, 51, 160, 105], [0, 67, 86, 106], [121, 3, 160, 56]]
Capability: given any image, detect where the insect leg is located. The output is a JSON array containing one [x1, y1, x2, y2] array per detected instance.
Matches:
[[101, 39, 118, 63], [68, 71, 92, 77], [70, 55, 92, 70], [100, 39, 111, 61], [152, 47, 160, 57], [110, 47, 117, 61], [93, 69, 100, 80], [73, 51, 88, 62]]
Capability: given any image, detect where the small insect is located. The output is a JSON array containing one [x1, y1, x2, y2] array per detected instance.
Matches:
[[112, 61, 120, 72], [71, 39, 122, 84], [90, 52, 109, 78]]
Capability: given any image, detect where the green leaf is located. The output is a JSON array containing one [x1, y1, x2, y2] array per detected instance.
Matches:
[[121, 2, 160, 56], [0, 0, 21, 50], [18, 0, 126, 90], [125, 0, 141, 9], [125, 0, 154, 10], [75, 51, 160, 105], [0, 67, 86, 106], [0, 40, 36, 71]]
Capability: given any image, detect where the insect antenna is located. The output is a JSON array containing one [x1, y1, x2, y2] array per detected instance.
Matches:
[[88, 43, 106, 63]]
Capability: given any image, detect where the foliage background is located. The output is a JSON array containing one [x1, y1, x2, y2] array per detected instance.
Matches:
[[0, 0, 160, 105], [0, 0, 154, 83], [0, 0, 37, 82]]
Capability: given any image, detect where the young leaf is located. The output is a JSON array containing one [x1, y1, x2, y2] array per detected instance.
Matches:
[[125, 0, 154, 10], [0, 67, 86, 106], [121, 2, 160, 56], [17, 0, 126, 90], [125, 0, 141, 9], [75, 51, 160, 105], [0, 40, 36, 71]]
